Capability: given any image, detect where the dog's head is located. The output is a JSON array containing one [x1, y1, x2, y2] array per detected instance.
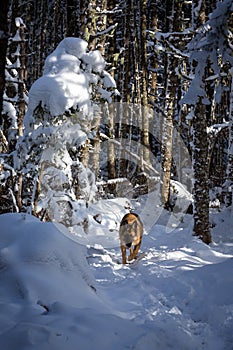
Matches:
[[119, 214, 143, 247]]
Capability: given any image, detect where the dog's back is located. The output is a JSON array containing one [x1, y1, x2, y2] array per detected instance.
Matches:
[[119, 213, 143, 264]]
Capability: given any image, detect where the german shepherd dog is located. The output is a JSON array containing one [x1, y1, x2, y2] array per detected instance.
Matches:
[[119, 213, 144, 264]]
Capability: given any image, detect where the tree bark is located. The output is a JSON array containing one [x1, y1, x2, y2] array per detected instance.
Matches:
[[140, 0, 150, 168], [160, 0, 182, 206], [193, 98, 211, 244], [147, 0, 158, 106], [224, 68, 233, 207], [17, 23, 27, 137], [67, 0, 77, 36]]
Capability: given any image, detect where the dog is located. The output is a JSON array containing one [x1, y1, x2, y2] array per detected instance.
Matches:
[[119, 213, 144, 264]]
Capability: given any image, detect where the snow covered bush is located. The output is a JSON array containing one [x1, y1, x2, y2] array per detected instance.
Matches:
[[16, 37, 119, 226]]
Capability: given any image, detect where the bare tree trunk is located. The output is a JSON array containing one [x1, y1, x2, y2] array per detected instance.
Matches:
[[15, 172, 22, 212], [67, 0, 77, 36], [147, 0, 158, 106], [16, 20, 27, 212], [89, 110, 100, 178], [161, 88, 174, 205], [193, 98, 211, 244], [78, 0, 97, 47], [96, 0, 107, 54], [224, 68, 233, 207], [117, 0, 131, 178], [17, 23, 27, 137], [104, 0, 117, 186], [140, 0, 150, 168], [89, 0, 107, 177], [160, 0, 182, 206], [107, 103, 117, 194]]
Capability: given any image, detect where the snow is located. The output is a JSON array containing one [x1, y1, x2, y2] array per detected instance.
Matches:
[[82, 50, 105, 73], [15, 17, 25, 28], [26, 72, 90, 118], [24, 37, 117, 128], [0, 200, 233, 350]]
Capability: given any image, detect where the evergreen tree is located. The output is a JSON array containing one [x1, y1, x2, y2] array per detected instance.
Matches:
[[16, 38, 118, 227]]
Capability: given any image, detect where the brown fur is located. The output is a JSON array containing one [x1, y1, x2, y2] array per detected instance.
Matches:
[[119, 213, 144, 264]]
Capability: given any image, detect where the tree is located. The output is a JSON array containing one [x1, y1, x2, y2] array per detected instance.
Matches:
[[224, 69, 233, 208], [160, 0, 185, 207], [182, 0, 233, 243], [0, 16, 29, 213], [0, 1, 9, 119], [16, 37, 118, 226], [192, 98, 211, 243]]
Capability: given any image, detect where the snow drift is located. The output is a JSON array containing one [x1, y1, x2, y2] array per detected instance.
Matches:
[[0, 208, 233, 350]]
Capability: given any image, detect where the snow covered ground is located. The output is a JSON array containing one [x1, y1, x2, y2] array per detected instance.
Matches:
[[0, 197, 233, 350]]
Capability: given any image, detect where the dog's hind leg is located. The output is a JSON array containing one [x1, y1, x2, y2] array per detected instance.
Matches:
[[128, 237, 142, 261], [121, 245, 127, 264]]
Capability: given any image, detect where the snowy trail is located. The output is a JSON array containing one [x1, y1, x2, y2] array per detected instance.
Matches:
[[87, 220, 233, 350], [0, 211, 233, 350]]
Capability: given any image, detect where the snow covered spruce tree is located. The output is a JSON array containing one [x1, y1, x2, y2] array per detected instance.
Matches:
[[16, 37, 119, 227], [182, 0, 233, 243]]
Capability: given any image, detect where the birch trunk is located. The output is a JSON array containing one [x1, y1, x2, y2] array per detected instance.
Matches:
[[161, 87, 174, 205]]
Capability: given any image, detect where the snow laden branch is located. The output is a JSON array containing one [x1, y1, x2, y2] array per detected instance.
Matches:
[[147, 29, 192, 60], [96, 23, 118, 36], [100, 132, 159, 176]]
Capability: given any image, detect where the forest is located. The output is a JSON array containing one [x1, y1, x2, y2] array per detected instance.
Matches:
[[1, 1, 233, 349], [0, 0, 233, 245]]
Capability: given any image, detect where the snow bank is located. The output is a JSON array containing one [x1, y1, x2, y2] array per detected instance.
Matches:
[[0, 207, 233, 350], [0, 213, 96, 307], [0, 213, 142, 350]]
